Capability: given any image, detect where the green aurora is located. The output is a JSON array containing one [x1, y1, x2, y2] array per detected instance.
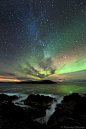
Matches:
[[0, 0, 86, 82]]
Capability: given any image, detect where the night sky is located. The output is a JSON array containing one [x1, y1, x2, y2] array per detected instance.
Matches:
[[0, 0, 86, 82]]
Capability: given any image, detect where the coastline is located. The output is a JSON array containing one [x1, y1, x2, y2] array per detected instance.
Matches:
[[0, 93, 86, 128]]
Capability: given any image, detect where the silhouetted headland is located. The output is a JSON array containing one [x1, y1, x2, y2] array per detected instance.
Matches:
[[16, 80, 57, 84]]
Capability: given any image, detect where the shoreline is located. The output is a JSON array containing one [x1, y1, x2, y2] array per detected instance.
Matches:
[[0, 93, 86, 128]]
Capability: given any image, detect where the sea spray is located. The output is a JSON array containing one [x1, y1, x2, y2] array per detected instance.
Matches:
[[4, 93, 30, 108], [3, 93, 63, 123], [34, 96, 63, 124], [44, 100, 58, 124], [12, 94, 30, 108]]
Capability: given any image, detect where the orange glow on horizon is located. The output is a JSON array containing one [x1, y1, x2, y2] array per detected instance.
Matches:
[[0, 78, 20, 82], [0, 75, 20, 82]]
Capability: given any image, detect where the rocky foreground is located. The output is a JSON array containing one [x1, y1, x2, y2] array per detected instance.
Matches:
[[0, 93, 86, 129]]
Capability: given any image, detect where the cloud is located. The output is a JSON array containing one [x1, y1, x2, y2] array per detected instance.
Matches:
[[38, 57, 53, 70], [0, 73, 18, 81], [50, 69, 56, 74], [0, 72, 33, 81], [0, 73, 16, 77], [24, 68, 33, 75], [17, 57, 56, 80], [25, 62, 39, 74], [6, 73, 16, 76], [35, 74, 45, 78], [16, 77, 32, 81]]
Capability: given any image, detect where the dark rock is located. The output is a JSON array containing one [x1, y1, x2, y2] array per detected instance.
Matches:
[[24, 94, 55, 106], [25, 107, 46, 118], [47, 100, 77, 127], [0, 101, 24, 119], [79, 113, 86, 125], [0, 101, 46, 129], [24, 94, 56, 119], [48, 118, 79, 129], [2, 93, 86, 128], [0, 94, 18, 104], [62, 93, 83, 103], [62, 93, 86, 115], [0, 94, 51, 129], [47, 93, 86, 128], [24, 94, 55, 111]]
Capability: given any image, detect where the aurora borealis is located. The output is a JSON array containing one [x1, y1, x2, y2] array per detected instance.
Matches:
[[0, 0, 86, 82]]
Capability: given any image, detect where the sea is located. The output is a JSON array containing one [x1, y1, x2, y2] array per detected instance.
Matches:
[[0, 82, 86, 124], [0, 82, 86, 96]]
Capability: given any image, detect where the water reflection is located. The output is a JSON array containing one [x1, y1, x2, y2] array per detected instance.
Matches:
[[0, 83, 86, 97]]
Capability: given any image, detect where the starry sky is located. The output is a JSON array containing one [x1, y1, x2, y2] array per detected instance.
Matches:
[[0, 0, 86, 82]]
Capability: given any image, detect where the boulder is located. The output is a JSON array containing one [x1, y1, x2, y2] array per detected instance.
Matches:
[[24, 94, 55, 105], [62, 93, 84, 104], [24, 94, 55, 113], [26, 107, 46, 118], [47, 93, 86, 128], [0, 94, 48, 129], [0, 94, 18, 104], [0, 101, 24, 119], [62, 93, 86, 115], [47, 100, 77, 127], [24, 94, 56, 119]]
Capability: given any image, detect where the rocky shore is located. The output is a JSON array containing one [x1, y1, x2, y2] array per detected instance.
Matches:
[[47, 93, 86, 128], [0, 93, 86, 129]]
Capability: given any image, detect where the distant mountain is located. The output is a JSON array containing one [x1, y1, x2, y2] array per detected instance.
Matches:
[[16, 80, 57, 84]]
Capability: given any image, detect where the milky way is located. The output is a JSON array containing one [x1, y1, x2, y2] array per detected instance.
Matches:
[[0, 0, 86, 82]]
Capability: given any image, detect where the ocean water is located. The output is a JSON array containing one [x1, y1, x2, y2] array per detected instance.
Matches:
[[0, 83, 86, 124], [0, 83, 86, 96]]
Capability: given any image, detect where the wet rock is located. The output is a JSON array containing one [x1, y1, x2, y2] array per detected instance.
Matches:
[[62, 93, 84, 104], [47, 100, 77, 127], [0, 94, 18, 104], [24, 94, 56, 118], [0, 94, 50, 129], [2, 93, 86, 128], [62, 93, 86, 115], [24, 94, 55, 106], [47, 93, 86, 128], [0, 101, 24, 119], [24, 106, 46, 119]]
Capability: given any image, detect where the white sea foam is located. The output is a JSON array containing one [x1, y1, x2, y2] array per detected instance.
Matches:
[[12, 94, 30, 108], [34, 95, 63, 124], [1, 93, 63, 122], [3, 93, 30, 108]]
